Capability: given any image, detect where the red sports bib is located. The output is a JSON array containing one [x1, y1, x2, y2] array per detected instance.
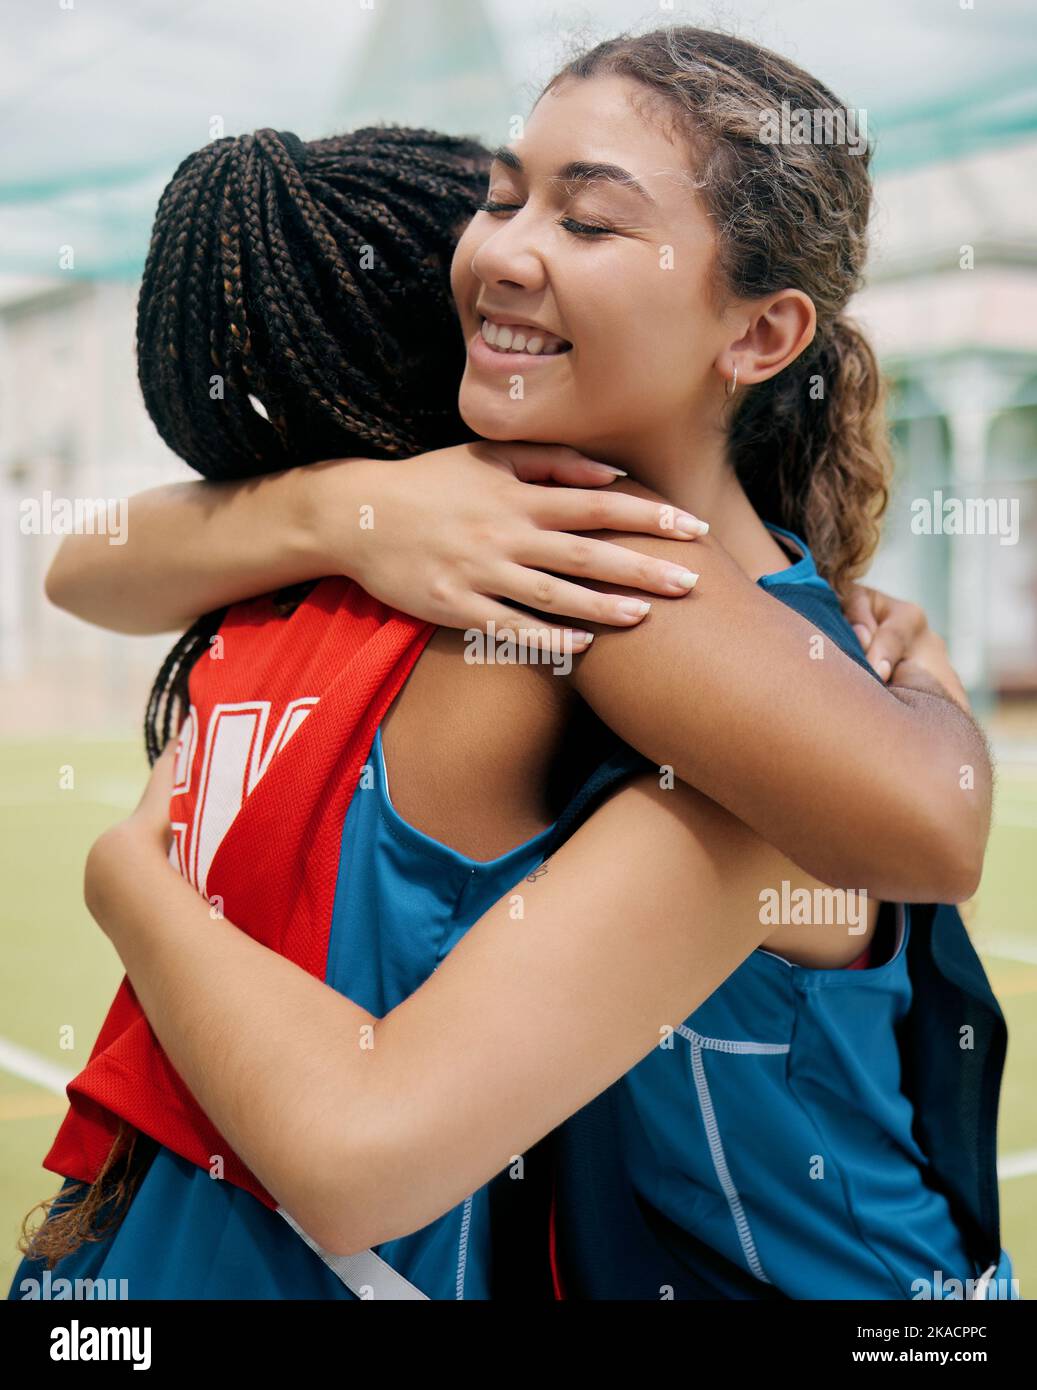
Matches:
[[43, 579, 433, 1208]]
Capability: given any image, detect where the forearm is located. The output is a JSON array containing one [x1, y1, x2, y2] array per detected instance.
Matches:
[[45, 460, 369, 634], [87, 830, 381, 1240], [572, 535, 991, 902], [593, 652, 989, 902]]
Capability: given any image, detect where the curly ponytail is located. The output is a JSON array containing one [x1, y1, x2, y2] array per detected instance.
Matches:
[[545, 26, 893, 593], [730, 315, 891, 591]]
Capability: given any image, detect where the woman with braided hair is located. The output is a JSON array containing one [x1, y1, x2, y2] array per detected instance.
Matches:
[[14, 27, 1011, 1300], [137, 125, 491, 477]]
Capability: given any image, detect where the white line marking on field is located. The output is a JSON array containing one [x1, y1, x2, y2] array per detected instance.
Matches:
[[0, 1038, 73, 1096], [980, 938, 1037, 967], [0, 795, 136, 811], [999, 1149, 1037, 1181]]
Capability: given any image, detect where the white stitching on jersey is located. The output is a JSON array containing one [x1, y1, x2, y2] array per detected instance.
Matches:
[[675, 1023, 790, 1055], [681, 1028, 790, 1284], [456, 1193, 474, 1300]]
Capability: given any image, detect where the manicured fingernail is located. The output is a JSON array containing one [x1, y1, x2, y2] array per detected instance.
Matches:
[[617, 599, 651, 618], [675, 514, 709, 537], [669, 569, 699, 591], [875, 658, 892, 681], [569, 631, 594, 645], [852, 624, 871, 650], [590, 463, 627, 476]]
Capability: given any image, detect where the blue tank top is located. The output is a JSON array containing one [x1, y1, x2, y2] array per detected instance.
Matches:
[[609, 902, 984, 1297], [548, 528, 1011, 1300]]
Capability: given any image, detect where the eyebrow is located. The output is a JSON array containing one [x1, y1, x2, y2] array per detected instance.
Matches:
[[489, 146, 656, 205]]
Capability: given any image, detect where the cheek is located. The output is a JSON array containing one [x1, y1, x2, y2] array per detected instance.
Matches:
[[568, 291, 665, 401], [573, 273, 708, 400]]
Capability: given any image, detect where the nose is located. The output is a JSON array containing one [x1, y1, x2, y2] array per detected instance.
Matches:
[[469, 206, 548, 296]]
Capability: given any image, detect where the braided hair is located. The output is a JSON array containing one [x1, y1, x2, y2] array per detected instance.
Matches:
[[137, 125, 491, 765], [20, 127, 492, 1269]]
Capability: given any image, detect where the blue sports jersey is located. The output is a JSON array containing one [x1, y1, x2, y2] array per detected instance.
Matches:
[[543, 527, 1015, 1301], [604, 900, 1014, 1297]]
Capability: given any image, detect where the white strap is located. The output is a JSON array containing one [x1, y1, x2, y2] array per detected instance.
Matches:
[[277, 1206, 429, 1300], [970, 1262, 997, 1301]]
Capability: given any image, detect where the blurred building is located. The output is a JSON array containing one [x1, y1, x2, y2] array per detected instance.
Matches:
[[0, 276, 189, 733], [1, 2, 1035, 734], [858, 131, 1037, 702]]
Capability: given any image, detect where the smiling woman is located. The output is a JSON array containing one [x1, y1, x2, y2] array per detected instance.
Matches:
[[452, 69, 831, 592]]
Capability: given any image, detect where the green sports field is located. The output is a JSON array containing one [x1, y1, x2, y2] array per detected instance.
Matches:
[[2, 737, 1035, 1296]]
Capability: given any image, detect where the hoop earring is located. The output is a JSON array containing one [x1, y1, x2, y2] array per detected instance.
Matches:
[[725, 363, 738, 398]]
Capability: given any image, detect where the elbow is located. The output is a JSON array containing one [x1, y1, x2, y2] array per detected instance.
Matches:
[[904, 789, 989, 906], [864, 846, 982, 909], [44, 545, 106, 627], [304, 1120, 409, 1259], [301, 1145, 381, 1259], [913, 848, 982, 907], [305, 1212, 376, 1263], [848, 794, 988, 905], [312, 1184, 385, 1260], [871, 689, 993, 905], [44, 549, 76, 615], [312, 1117, 459, 1258], [44, 542, 164, 635], [929, 756, 991, 905], [931, 832, 985, 906]]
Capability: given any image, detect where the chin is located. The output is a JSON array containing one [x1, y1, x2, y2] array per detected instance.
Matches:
[[457, 386, 554, 443]]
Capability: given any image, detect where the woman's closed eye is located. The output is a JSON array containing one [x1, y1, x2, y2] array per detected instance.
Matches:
[[474, 198, 616, 238]]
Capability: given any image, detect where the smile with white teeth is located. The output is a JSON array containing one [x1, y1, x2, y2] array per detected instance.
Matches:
[[479, 317, 572, 355]]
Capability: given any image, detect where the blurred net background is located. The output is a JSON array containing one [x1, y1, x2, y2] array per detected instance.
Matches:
[[1, 0, 1035, 1296]]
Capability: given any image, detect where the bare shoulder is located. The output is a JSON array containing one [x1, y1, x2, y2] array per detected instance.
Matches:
[[378, 625, 575, 860]]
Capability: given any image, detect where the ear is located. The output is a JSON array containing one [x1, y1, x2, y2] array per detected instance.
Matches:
[[717, 289, 816, 388]]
